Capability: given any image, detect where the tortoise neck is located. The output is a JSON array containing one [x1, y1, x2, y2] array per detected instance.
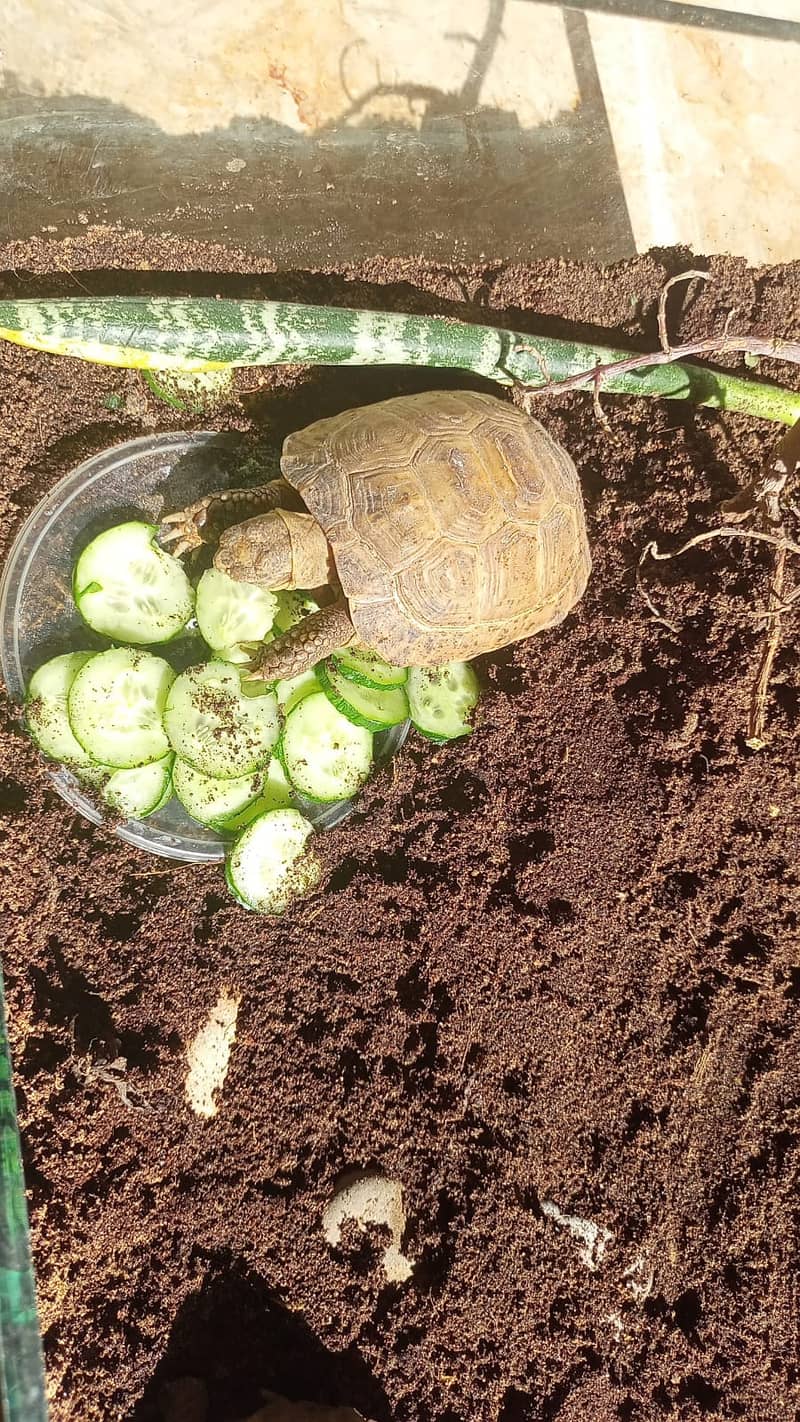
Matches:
[[277, 509, 334, 589]]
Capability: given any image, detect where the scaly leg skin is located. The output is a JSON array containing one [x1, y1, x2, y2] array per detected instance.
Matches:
[[159, 478, 300, 557], [249, 599, 356, 682]]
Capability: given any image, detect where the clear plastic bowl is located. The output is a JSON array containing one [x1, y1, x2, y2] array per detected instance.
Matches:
[[0, 431, 409, 863]]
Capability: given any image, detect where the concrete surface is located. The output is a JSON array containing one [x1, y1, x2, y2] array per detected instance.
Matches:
[[1, 0, 798, 264]]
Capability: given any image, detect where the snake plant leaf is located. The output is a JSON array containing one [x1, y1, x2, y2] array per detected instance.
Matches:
[[1, 297, 799, 425]]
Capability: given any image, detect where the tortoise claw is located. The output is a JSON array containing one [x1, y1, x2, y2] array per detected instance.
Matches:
[[163, 532, 202, 558], [157, 498, 213, 556]]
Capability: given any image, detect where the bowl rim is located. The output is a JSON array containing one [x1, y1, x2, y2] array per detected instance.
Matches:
[[1, 431, 409, 864]]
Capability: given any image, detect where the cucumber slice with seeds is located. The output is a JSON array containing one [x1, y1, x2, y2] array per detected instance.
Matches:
[[273, 590, 320, 633], [275, 667, 320, 716], [172, 757, 264, 829], [73, 521, 194, 644], [333, 646, 408, 689], [102, 754, 174, 819], [226, 808, 321, 914], [407, 662, 480, 741], [316, 660, 408, 732], [26, 652, 96, 765], [279, 691, 373, 803], [68, 648, 175, 768], [195, 568, 277, 664], [164, 661, 279, 778], [219, 760, 295, 831]]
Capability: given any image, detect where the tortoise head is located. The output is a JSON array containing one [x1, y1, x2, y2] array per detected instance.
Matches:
[[214, 507, 356, 684], [214, 508, 335, 592]]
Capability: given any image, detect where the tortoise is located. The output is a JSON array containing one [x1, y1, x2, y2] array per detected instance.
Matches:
[[160, 390, 591, 679]]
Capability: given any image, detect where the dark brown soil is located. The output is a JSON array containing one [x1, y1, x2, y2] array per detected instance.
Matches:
[[0, 243, 798, 1422]]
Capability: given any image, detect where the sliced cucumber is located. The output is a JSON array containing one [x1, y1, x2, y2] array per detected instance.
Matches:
[[226, 808, 321, 915], [407, 662, 480, 741], [333, 646, 408, 689], [26, 652, 96, 765], [275, 667, 320, 716], [73, 521, 194, 644], [273, 590, 320, 633], [102, 754, 174, 819], [219, 760, 295, 831], [280, 691, 373, 803], [316, 660, 408, 732], [256, 758, 295, 813], [68, 648, 175, 768], [172, 757, 263, 830], [211, 640, 267, 668], [164, 661, 279, 778], [195, 568, 277, 664], [73, 764, 111, 790]]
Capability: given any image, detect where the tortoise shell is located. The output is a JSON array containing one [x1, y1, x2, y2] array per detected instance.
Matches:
[[280, 389, 590, 665]]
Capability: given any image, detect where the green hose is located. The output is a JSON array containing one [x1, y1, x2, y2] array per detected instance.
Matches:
[[0, 965, 47, 1420]]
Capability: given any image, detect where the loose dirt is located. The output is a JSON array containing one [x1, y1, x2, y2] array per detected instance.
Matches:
[[0, 242, 797, 1422]]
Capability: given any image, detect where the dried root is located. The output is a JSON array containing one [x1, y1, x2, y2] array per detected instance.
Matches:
[[639, 418, 800, 746]]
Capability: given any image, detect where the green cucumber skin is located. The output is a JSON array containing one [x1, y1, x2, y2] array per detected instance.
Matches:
[[1, 297, 799, 424], [224, 858, 255, 911], [414, 726, 462, 743], [333, 657, 409, 691], [148, 777, 175, 816], [315, 662, 407, 734]]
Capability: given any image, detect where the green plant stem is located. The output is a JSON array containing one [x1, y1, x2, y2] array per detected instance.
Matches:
[[1, 297, 799, 424]]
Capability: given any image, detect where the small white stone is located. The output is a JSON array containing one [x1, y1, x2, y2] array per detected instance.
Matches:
[[604, 1311, 625, 1341], [322, 1171, 413, 1283], [540, 1198, 613, 1271], [185, 989, 239, 1118], [623, 1251, 655, 1303]]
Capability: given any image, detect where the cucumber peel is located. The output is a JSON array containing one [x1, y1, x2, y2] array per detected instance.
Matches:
[[316, 660, 409, 733]]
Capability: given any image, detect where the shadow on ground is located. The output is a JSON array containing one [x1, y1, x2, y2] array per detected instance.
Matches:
[[132, 1254, 388, 1422]]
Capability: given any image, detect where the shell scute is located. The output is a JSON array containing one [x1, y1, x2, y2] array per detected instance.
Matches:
[[280, 390, 591, 663]]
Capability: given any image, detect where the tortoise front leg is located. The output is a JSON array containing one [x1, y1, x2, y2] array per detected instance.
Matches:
[[159, 478, 301, 557], [248, 599, 356, 682]]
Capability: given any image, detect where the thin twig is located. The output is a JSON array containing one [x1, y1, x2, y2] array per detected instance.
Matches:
[[657, 269, 710, 353], [747, 545, 788, 749], [637, 526, 800, 630], [636, 560, 680, 633], [529, 333, 800, 398], [515, 341, 552, 386], [644, 526, 800, 561], [720, 307, 740, 350], [592, 367, 617, 440]]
